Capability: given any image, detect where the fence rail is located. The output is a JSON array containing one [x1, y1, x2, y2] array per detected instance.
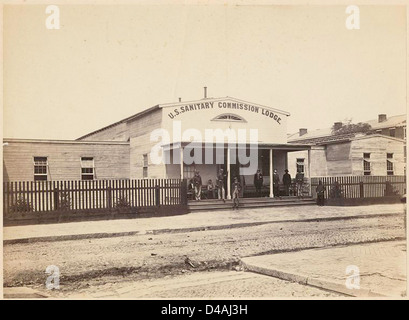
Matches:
[[3, 179, 188, 215], [310, 175, 406, 199]]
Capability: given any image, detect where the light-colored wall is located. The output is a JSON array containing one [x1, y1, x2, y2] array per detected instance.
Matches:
[[287, 150, 309, 178], [160, 98, 289, 145], [128, 109, 166, 179], [310, 146, 328, 177], [350, 137, 405, 175], [286, 137, 406, 177], [3, 140, 130, 182]]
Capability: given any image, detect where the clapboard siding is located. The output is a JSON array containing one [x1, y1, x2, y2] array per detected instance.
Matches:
[[310, 147, 327, 177], [3, 140, 130, 182], [128, 109, 165, 179], [350, 136, 405, 175]]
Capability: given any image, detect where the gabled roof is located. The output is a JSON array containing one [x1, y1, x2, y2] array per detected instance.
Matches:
[[288, 114, 406, 143], [77, 96, 290, 140], [76, 105, 160, 140], [315, 134, 406, 146], [365, 114, 406, 130], [4, 138, 129, 145]]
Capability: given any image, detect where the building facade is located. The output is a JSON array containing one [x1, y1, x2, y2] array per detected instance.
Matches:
[[287, 113, 406, 177], [3, 139, 130, 182], [3, 97, 405, 196], [3, 96, 312, 199]]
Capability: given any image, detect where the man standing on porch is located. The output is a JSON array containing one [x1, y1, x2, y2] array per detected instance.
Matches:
[[231, 177, 242, 210], [283, 169, 291, 196], [217, 168, 226, 202], [254, 169, 263, 197], [273, 169, 281, 199], [296, 169, 304, 199], [193, 171, 202, 201]]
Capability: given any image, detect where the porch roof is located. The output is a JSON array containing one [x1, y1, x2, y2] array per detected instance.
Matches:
[[162, 141, 311, 152]]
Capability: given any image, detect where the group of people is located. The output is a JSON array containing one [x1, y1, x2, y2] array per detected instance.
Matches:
[[254, 168, 305, 199], [189, 167, 312, 209], [188, 168, 228, 202]]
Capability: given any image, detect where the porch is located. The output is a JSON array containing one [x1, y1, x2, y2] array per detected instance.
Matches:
[[188, 196, 315, 212], [163, 142, 312, 200]]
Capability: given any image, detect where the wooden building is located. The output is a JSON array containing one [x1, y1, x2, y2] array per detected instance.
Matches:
[[287, 113, 406, 177], [3, 94, 405, 195], [3, 139, 130, 182], [3, 95, 312, 199]]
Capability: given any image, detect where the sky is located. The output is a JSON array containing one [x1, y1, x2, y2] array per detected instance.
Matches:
[[3, 4, 407, 140]]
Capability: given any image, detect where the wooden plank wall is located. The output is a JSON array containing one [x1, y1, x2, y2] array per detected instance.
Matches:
[[3, 141, 130, 182]]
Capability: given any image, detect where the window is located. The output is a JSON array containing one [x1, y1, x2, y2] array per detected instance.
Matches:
[[296, 158, 305, 174], [387, 153, 394, 175], [183, 165, 196, 180], [143, 154, 148, 178], [34, 157, 48, 181], [389, 128, 396, 137], [81, 157, 94, 180], [212, 113, 246, 122], [363, 153, 371, 175]]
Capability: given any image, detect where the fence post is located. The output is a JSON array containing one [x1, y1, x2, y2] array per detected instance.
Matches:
[[155, 185, 160, 207], [54, 187, 59, 210], [180, 179, 187, 205], [359, 181, 364, 198], [107, 187, 112, 211]]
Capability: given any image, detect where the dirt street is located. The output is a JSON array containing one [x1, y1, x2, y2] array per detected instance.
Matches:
[[3, 214, 405, 298]]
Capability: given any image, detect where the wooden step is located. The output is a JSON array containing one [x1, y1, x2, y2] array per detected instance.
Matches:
[[188, 198, 316, 212], [188, 197, 313, 206]]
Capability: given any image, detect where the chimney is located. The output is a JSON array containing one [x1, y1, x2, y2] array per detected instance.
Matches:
[[299, 128, 308, 136], [178, 97, 182, 102], [333, 122, 343, 131], [378, 114, 387, 123], [204, 86, 207, 99]]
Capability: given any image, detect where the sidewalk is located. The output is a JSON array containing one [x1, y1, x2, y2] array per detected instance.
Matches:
[[241, 240, 407, 297], [3, 203, 405, 244]]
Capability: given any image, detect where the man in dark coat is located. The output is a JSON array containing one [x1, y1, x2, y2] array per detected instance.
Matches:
[[316, 180, 326, 206], [193, 171, 202, 201], [254, 169, 263, 197], [295, 169, 304, 198], [273, 169, 281, 199], [282, 169, 291, 196], [217, 168, 226, 202], [231, 177, 242, 210]]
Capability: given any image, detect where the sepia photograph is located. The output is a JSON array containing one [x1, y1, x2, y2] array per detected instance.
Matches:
[[1, 0, 407, 303]]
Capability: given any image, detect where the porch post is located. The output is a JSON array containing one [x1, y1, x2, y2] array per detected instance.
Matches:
[[227, 147, 231, 200], [180, 145, 184, 179], [307, 148, 312, 196], [269, 148, 274, 198]]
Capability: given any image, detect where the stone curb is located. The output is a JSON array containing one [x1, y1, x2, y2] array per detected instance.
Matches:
[[3, 287, 50, 299], [241, 260, 387, 298], [3, 212, 403, 245]]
